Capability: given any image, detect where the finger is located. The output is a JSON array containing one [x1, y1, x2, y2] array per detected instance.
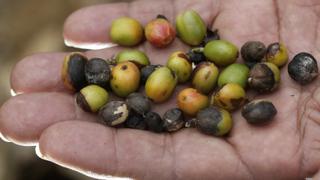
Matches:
[[8, 41, 190, 146], [11, 52, 67, 94], [13, 0, 218, 93], [1, 83, 185, 146], [63, 0, 217, 48], [212, 0, 278, 46], [0, 92, 97, 145], [11, 38, 189, 93], [313, 171, 320, 179], [11, 47, 123, 93], [277, 0, 318, 55], [38, 121, 252, 180]]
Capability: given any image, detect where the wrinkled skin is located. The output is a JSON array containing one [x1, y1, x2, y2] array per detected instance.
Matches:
[[1, 0, 320, 179]]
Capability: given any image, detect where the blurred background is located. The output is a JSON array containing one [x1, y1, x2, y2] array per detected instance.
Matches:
[[0, 0, 130, 179]]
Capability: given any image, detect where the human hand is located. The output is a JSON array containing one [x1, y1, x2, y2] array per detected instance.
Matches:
[[1, 0, 320, 179]]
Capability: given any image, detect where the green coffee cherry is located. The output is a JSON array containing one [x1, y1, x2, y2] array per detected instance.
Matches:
[[248, 62, 280, 93], [110, 62, 140, 97], [61, 52, 88, 91], [145, 67, 177, 103], [217, 63, 249, 88], [76, 85, 109, 113], [212, 83, 246, 111], [196, 106, 233, 136], [204, 40, 239, 66], [110, 17, 143, 46], [115, 50, 150, 67], [192, 62, 219, 94], [167, 51, 192, 83], [176, 10, 206, 46]]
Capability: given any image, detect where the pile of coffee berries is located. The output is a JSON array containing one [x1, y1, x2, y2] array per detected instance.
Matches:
[[62, 10, 319, 137]]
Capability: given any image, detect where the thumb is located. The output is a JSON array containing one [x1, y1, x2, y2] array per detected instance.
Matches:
[[63, 0, 216, 49]]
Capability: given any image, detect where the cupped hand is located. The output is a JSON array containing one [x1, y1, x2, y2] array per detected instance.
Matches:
[[1, 0, 320, 179]]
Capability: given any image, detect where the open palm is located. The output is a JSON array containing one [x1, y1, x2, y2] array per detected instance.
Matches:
[[1, 0, 320, 179]]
